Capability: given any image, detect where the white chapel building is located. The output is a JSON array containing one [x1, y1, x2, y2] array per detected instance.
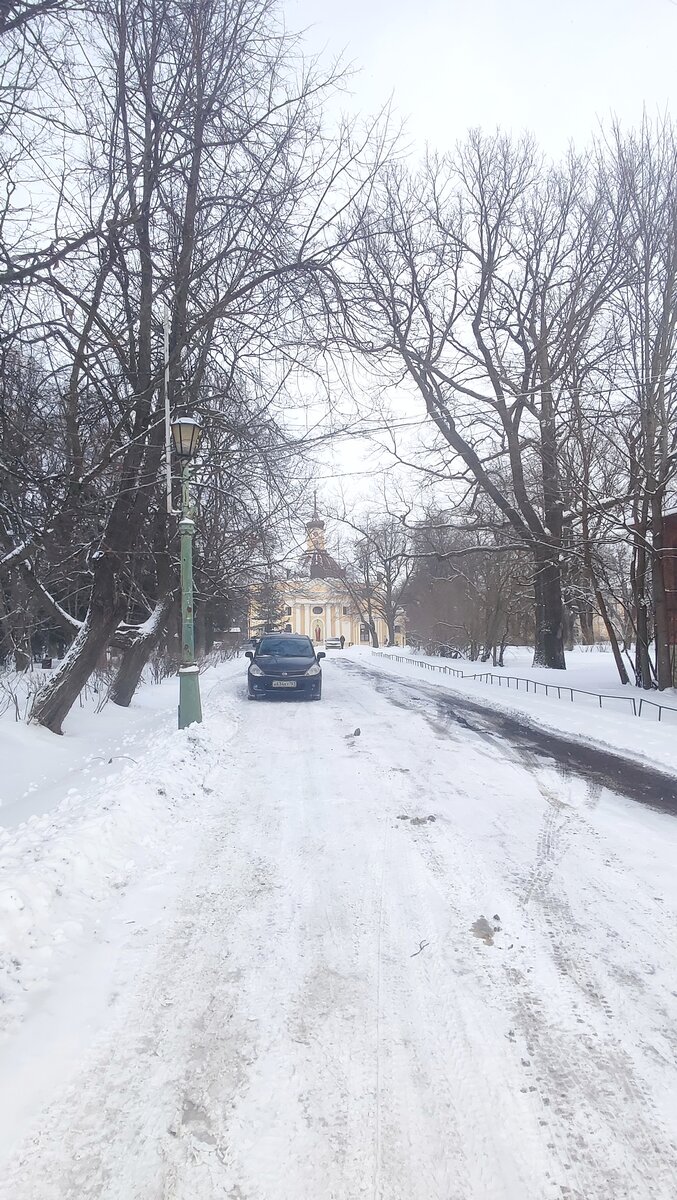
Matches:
[[250, 512, 405, 647]]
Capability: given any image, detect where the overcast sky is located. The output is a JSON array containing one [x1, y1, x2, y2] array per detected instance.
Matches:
[[285, 0, 677, 155], [283, 0, 677, 509]]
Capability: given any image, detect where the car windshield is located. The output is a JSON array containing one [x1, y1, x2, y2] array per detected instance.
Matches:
[[256, 636, 314, 657]]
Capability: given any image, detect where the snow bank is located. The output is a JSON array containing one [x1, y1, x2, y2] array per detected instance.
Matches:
[[0, 659, 242, 1042], [0, 658, 243, 828]]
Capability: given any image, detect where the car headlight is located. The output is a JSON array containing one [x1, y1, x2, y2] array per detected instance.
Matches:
[[305, 663, 321, 676], [249, 663, 265, 677]]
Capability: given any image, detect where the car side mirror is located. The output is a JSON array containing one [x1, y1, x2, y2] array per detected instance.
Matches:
[[245, 650, 253, 660], [317, 651, 326, 661]]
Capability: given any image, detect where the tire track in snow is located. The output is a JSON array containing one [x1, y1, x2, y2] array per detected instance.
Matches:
[[339, 679, 556, 1200], [362, 777, 472, 1200], [395, 816, 560, 1199], [509, 776, 677, 1198], [372, 815, 388, 1200], [344, 656, 677, 814], [339, 656, 677, 1197], [319, 666, 478, 1199], [345, 671, 568, 1196]]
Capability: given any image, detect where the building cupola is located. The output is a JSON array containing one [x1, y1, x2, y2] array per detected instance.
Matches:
[[306, 491, 326, 556], [303, 493, 342, 580]]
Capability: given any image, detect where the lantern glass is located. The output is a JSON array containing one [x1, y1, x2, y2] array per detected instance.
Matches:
[[171, 416, 202, 461]]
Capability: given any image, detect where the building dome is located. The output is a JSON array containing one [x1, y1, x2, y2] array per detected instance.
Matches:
[[302, 504, 344, 580]]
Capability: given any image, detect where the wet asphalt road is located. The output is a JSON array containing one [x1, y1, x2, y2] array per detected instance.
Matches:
[[336, 657, 677, 816]]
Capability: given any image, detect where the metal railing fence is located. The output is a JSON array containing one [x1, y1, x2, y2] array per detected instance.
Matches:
[[371, 652, 677, 723]]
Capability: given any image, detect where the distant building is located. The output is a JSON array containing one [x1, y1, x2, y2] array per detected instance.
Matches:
[[249, 511, 405, 647]]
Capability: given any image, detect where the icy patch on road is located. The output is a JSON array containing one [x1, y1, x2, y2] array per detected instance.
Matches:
[[362, 646, 677, 775]]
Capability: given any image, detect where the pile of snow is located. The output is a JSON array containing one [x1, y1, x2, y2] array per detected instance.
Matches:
[[0, 659, 242, 1042], [0, 679, 177, 830], [0, 655, 243, 829]]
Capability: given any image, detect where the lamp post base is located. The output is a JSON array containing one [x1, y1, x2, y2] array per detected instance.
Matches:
[[178, 664, 203, 729]]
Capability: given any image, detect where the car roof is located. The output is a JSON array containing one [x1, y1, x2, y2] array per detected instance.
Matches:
[[260, 631, 310, 637], [258, 633, 313, 642]]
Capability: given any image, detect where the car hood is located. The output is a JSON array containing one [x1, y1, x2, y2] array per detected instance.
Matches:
[[252, 655, 318, 676]]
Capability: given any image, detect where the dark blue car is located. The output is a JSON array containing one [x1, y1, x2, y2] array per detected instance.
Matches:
[[246, 633, 325, 701]]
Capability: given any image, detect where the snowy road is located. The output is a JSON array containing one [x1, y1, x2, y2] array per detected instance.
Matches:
[[348, 658, 677, 813], [1, 654, 676, 1199]]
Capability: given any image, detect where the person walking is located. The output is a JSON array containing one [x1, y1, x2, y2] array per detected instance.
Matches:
[[339, 634, 346, 650]]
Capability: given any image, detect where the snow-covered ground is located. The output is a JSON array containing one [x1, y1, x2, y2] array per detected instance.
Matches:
[[0, 652, 676, 1198], [371, 644, 677, 775], [0, 673, 177, 829]]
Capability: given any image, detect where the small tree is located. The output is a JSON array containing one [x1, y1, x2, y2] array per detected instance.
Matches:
[[249, 573, 287, 635]]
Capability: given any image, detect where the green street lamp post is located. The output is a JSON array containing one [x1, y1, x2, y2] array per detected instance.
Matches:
[[171, 416, 203, 729]]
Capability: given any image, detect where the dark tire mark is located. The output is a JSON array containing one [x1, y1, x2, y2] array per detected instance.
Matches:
[[337, 658, 677, 815]]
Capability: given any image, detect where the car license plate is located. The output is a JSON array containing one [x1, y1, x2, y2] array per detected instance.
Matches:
[[272, 680, 297, 688]]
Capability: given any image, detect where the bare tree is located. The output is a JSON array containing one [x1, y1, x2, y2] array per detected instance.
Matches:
[[347, 133, 621, 670], [406, 511, 532, 663], [599, 119, 677, 688], [337, 510, 413, 646], [0, 0, 390, 731]]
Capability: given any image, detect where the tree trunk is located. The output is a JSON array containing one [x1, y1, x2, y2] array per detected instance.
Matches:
[[562, 602, 575, 652], [9, 576, 31, 670], [14, 647, 31, 671], [29, 420, 164, 732], [581, 543, 630, 687], [110, 639, 156, 708], [369, 622, 380, 649], [594, 586, 630, 686], [532, 545, 566, 669], [534, 350, 566, 671], [30, 597, 121, 733], [578, 600, 595, 646], [110, 596, 177, 707], [632, 535, 653, 688], [650, 497, 672, 689], [580, 518, 629, 684]]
